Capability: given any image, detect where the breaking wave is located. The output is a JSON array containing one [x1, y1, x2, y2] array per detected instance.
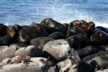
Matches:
[[0, 0, 108, 27]]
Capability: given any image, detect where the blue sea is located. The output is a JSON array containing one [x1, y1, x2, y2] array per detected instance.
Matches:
[[0, 0, 108, 27]]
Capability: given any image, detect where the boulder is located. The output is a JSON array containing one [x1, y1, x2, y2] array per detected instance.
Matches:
[[43, 39, 70, 61], [30, 37, 53, 50], [0, 46, 16, 62], [18, 26, 49, 43], [48, 32, 65, 39]]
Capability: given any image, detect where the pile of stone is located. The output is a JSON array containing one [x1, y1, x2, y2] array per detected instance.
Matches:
[[0, 18, 108, 72]]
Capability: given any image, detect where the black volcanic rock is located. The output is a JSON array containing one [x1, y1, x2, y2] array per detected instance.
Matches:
[[18, 26, 49, 43], [41, 18, 66, 30], [30, 37, 53, 50], [48, 32, 65, 39], [90, 29, 108, 45], [0, 24, 7, 37]]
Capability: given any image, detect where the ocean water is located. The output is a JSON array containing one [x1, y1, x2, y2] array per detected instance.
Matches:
[[0, 0, 108, 27]]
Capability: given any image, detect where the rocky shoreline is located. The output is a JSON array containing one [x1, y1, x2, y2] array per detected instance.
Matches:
[[0, 18, 108, 72]]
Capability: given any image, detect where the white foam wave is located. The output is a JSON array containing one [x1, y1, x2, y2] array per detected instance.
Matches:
[[94, 21, 108, 27]]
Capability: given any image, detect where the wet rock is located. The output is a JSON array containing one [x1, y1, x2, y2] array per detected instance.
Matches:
[[45, 66, 57, 72], [18, 26, 49, 43], [30, 37, 53, 50], [83, 51, 108, 69], [43, 39, 70, 61], [77, 46, 106, 59], [28, 45, 43, 57], [12, 24, 22, 43], [68, 20, 95, 36], [12, 24, 22, 32], [56, 49, 80, 72], [14, 45, 44, 57], [77, 46, 93, 59], [41, 18, 66, 30], [43, 26, 67, 35], [63, 23, 69, 31], [48, 32, 65, 39], [90, 29, 108, 45], [96, 26, 108, 34], [0, 24, 7, 37], [77, 60, 97, 72], [66, 32, 90, 49], [0, 27, 16, 45]]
